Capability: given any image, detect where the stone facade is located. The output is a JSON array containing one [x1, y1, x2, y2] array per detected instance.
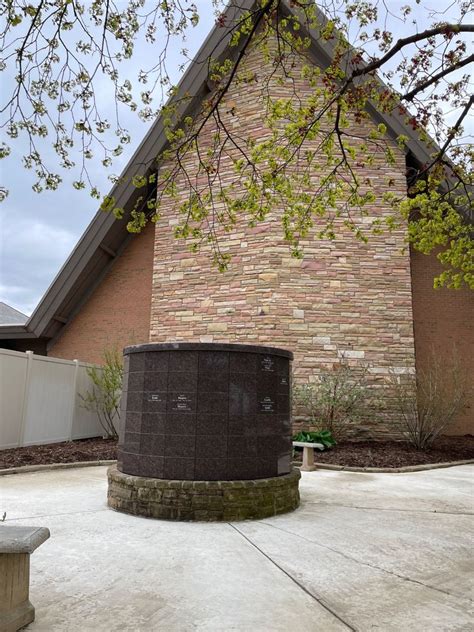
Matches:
[[107, 465, 300, 521], [150, 41, 416, 437]]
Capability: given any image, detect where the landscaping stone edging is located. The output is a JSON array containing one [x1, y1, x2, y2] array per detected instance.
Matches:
[[107, 465, 301, 521], [1, 458, 472, 477], [0, 460, 117, 476], [293, 459, 474, 473]]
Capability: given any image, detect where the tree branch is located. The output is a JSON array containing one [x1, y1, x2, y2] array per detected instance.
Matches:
[[403, 53, 474, 102]]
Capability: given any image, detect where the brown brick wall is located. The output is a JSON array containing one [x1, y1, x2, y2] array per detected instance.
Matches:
[[150, 42, 417, 437], [49, 223, 155, 364], [410, 248, 473, 435]]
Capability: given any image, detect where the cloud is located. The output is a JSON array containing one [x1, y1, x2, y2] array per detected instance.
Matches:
[[0, 218, 77, 315]]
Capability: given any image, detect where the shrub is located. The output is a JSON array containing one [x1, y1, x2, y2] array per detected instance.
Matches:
[[389, 350, 469, 450], [292, 430, 336, 448], [292, 357, 371, 440], [79, 347, 123, 439]]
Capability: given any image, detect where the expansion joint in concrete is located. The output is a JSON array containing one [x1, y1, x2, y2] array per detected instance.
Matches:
[[258, 521, 473, 604], [228, 523, 357, 631]]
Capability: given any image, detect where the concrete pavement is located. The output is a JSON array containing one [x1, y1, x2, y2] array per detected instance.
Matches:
[[1, 465, 472, 631]]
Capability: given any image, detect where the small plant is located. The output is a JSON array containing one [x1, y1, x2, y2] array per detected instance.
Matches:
[[79, 347, 123, 439], [293, 430, 336, 449], [389, 350, 469, 450], [293, 357, 371, 440]]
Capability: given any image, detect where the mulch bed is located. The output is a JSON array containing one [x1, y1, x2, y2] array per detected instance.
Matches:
[[1, 435, 473, 471], [0, 437, 117, 470], [296, 436, 474, 468]]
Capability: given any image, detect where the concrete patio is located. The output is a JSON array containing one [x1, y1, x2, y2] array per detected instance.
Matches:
[[1, 464, 472, 631]]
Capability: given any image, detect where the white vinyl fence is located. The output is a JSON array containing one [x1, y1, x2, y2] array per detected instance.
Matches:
[[0, 348, 106, 449]]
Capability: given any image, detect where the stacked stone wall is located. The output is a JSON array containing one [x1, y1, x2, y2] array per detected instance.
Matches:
[[149, 42, 416, 437]]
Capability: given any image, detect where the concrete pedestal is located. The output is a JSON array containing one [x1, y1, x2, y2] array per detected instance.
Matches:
[[0, 526, 50, 632]]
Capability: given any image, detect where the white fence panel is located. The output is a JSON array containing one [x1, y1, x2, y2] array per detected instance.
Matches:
[[22, 355, 77, 446], [0, 349, 107, 449], [0, 349, 27, 448], [71, 363, 105, 440]]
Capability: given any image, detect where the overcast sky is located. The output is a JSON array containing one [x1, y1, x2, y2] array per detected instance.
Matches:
[[0, 1, 471, 316]]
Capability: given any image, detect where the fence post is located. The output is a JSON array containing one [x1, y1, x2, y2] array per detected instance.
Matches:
[[67, 359, 80, 441], [18, 350, 34, 447]]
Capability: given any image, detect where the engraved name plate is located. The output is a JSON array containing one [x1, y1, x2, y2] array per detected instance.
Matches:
[[279, 375, 289, 385], [261, 356, 275, 372], [147, 393, 163, 402], [259, 396, 275, 413], [172, 394, 193, 412]]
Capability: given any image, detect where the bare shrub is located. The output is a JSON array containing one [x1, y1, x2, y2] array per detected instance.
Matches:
[[79, 347, 123, 439], [389, 351, 469, 450], [292, 358, 372, 440]]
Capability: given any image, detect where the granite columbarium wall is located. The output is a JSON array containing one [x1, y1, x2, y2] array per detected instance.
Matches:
[[107, 343, 300, 521]]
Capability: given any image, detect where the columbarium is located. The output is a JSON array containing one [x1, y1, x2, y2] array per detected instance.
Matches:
[[107, 342, 300, 521]]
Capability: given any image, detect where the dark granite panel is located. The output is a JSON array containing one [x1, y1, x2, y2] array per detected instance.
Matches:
[[141, 412, 166, 434], [277, 373, 290, 392], [120, 389, 128, 415], [199, 351, 229, 373], [145, 351, 169, 372], [276, 355, 290, 374], [228, 415, 257, 436], [138, 455, 165, 478], [163, 457, 195, 480], [258, 458, 278, 478], [230, 371, 256, 392], [168, 351, 198, 372], [227, 458, 258, 480], [128, 353, 145, 372], [124, 431, 141, 453], [164, 413, 196, 435], [229, 352, 257, 374], [198, 372, 229, 393], [196, 413, 227, 435], [167, 392, 197, 414], [277, 453, 292, 475], [116, 448, 123, 471], [143, 392, 167, 413], [227, 435, 258, 457], [277, 394, 290, 414], [127, 371, 145, 392], [198, 390, 228, 415], [123, 355, 130, 374], [229, 374, 257, 416], [257, 371, 278, 391], [257, 394, 277, 415], [143, 371, 169, 392], [164, 434, 195, 458], [277, 414, 292, 435], [257, 415, 282, 436], [125, 391, 142, 412], [258, 354, 277, 374], [194, 458, 227, 481], [140, 433, 165, 456], [123, 412, 141, 433], [121, 452, 141, 474], [257, 435, 291, 457], [195, 434, 227, 459], [167, 371, 198, 392]]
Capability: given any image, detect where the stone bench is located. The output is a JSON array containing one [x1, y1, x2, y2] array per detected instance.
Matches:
[[293, 441, 325, 471], [0, 525, 50, 632]]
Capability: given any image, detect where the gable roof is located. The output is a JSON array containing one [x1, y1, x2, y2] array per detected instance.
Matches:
[[0, 302, 28, 325], [0, 0, 439, 344]]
